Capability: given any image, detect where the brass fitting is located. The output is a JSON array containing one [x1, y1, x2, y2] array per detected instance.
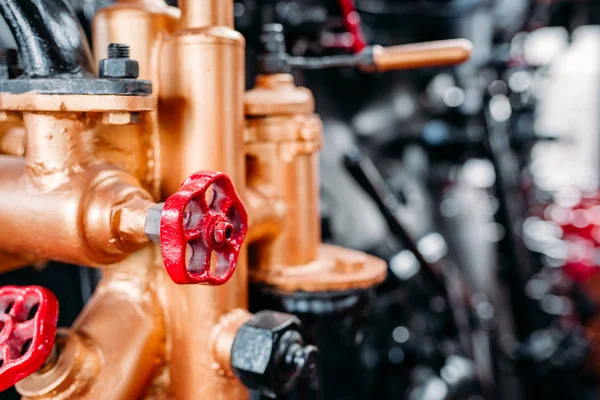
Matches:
[[0, 110, 155, 267], [245, 74, 387, 293]]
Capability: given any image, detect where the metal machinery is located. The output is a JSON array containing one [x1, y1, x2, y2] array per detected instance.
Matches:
[[0, 0, 476, 398]]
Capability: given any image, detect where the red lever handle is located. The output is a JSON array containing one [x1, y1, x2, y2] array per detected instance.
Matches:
[[0, 286, 58, 391], [160, 171, 248, 285]]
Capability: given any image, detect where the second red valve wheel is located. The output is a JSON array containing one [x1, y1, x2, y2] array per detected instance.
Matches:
[[159, 171, 248, 285], [0, 286, 58, 392]]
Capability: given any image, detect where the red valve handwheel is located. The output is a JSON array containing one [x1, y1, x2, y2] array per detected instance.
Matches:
[[161, 171, 248, 285], [0, 286, 58, 391]]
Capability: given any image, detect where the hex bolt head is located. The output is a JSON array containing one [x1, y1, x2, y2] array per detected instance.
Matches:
[[231, 311, 319, 398], [98, 43, 139, 79], [102, 112, 140, 126]]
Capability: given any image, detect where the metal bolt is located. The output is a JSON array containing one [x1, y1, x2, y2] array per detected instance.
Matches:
[[102, 111, 140, 125], [107, 43, 130, 59], [99, 43, 139, 79], [285, 341, 319, 380]]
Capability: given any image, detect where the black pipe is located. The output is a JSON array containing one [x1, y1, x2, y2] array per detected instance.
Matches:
[[0, 0, 93, 77]]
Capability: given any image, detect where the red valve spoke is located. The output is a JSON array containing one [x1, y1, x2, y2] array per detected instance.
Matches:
[[184, 228, 203, 241], [161, 171, 248, 285], [213, 245, 236, 274], [0, 342, 21, 364], [0, 343, 11, 363], [187, 242, 212, 276], [0, 286, 58, 392], [211, 184, 234, 215], [13, 320, 35, 342], [7, 295, 26, 322]]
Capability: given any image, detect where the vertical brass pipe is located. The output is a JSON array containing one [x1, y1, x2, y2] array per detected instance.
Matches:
[[178, 0, 233, 29], [248, 153, 320, 268], [92, 0, 179, 198], [158, 0, 247, 398], [93, 0, 179, 81], [24, 113, 91, 179], [245, 74, 322, 270]]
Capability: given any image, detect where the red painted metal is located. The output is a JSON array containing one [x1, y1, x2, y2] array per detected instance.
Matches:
[[337, 0, 367, 53], [160, 171, 248, 285], [0, 286, 58, 392]]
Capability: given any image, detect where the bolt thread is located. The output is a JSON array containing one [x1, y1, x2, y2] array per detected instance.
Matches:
[[107, 43, 130, 59]]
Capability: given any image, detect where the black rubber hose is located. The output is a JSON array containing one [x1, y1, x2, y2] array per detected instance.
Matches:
[[0, 0, 93, 77]]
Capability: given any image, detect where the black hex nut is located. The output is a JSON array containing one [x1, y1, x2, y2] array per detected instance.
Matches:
[[231, 310, 318, 398], [98, 44, 139, 79]]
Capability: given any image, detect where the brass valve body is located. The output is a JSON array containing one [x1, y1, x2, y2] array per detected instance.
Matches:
[[0, 108, 153, 267], [245, 74, 387, 293]]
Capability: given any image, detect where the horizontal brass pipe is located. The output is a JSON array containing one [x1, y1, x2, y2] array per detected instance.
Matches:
[[372, 39, 472, 72], [0, 126, 24, 156], [0, 155, 152, 266], [246, 187, 285, 243]]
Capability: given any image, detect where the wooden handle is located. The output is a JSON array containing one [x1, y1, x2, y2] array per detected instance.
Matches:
[[372, 39, 472, 72]]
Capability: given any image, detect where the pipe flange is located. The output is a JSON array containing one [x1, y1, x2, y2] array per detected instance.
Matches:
[[0, 93, 155, 112], [0, 78, 151, 96], [249, 244, 387, 293]]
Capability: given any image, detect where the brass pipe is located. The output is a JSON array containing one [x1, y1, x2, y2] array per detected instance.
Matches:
[[0, 111, 154, 266], [178, 0, 233, 29], [0, 251, 36, 273], [246, 187, 285, 242], [17, 247, 164, 400], [245, 74, 322, 269], [245, 74, 387, 293], [248, 153, 320, 268], [210, 308, 252, 377], [0, 126, 25, 156], [371, 39, 473, 72], [93, 0, 179, 198], [158, 0, 247, 397], [93, 0, 179, 81], [24, 113, 91, 185], [14, 4, 178, 398], [0, 154, 152, 266]]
